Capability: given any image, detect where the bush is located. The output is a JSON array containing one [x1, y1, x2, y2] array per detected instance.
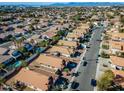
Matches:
[[21, 60, 28, 67], [102, 44, 109, 50], [103, 35, 109, 40], [38, 40, 49, 47], [119, 52, 124, 58], [101, 51, 110, 58], [119, 29, 124, 33]]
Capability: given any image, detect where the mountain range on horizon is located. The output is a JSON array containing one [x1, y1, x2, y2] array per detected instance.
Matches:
[[0, 2, 124, 7]]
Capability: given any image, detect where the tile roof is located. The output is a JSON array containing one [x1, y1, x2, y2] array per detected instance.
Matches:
[[47, 46, 74, 56], [0, 47, 9, 55], [109, 40, 124, 52], [0, 55, 12, 64], [57, 40, 77, 48], [34, 54, 63, 69], [66, 33, 81, 39], [111, 33, 124, 40], [110, 56, 124, 67], [7, 68, 49, 91], [112, 70, 124, 87]]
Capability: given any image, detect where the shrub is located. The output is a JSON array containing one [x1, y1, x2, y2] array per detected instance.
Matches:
[[102, 44, 109, 50], [101, 51, 110, 58]]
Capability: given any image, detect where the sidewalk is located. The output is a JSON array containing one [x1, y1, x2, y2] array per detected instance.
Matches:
[[66, 27, 95, 91], [66, 48, 87, 91], [94, 34, 112, 91]]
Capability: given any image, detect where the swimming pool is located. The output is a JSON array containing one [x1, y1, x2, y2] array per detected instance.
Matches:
[[35, 47, 45, 53], [13, 61, 22, 68]]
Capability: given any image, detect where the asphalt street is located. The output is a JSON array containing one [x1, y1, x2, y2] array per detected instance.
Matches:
[[70, 26, 104, 91]]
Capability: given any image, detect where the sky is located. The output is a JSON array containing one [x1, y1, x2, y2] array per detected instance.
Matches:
[[0, 2, 124, 6], [0, 2, 55, 5]]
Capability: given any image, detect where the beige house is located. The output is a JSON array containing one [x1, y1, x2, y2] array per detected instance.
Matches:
[[32, 54, 63, 70], [110, 56, 124, 70], [47, 46, 74, 57], [109, 40, 124, 54], [57, 40, 77, 48], [7, 68, 49, 91]]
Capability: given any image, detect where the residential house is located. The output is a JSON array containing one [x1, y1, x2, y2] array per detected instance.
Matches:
[[6, 68, 49, 91], [57, 40, 77, 48], [40, 31, 56, 40], [32, 54, 64, 70], [111, 33, 124, 42], [112, 70, 124, 88], [109, 40, 124, 54], [47, 46, 74, 57], [66, 33, 81, 41], [40, 26, 58, 40], [0, 47, 10, 55], [110, 56, 124, 70], [0, 55, 14, 66]]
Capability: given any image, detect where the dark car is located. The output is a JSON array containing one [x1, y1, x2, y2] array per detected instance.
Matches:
[[86, 46, 90, 48], [83, 57, 86, 60], [91, 79, 97, 87], [71, 81, 79, 89], [97, 39, 102, 42], [83, 61, 87, 66]]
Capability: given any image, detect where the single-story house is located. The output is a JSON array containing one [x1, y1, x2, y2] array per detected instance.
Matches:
[[110, 56, 124, 70], [6, 68, 49, 91], [111, 32, 124, 42], [109, 40, 124, 54], [32, 54, 63, 70], [0, 55, 14, 66], [112, 70, 124, 88], [47, 46, 74, 57], [57, 40, 77, 48], [0, 47, 10, 55]]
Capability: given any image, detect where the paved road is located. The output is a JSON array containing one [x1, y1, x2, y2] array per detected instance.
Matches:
[[70, 26, 104, 91]]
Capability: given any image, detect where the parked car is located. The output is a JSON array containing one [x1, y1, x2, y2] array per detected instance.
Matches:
[[90, 79, 97, 87], [83, 61, 87, 66], [71, 81, 79, 89]]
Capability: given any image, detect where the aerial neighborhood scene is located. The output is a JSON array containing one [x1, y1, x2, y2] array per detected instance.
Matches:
[[0, 1, 124, 91]]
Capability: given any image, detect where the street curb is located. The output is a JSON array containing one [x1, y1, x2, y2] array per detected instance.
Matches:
[[94, 33, 104, 91]]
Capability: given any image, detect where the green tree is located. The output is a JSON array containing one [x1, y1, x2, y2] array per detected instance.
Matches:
[[120, 16, 124, 24], [101, 51, 110, 58], [0, 77, 5, 85], [38, 40, 49, 47], [97, 70, 115, 91], [21, 60, 28, 67], [0, 64, 4, 70], [52, 36, 60, 42], [119, 29, 124, 33]]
